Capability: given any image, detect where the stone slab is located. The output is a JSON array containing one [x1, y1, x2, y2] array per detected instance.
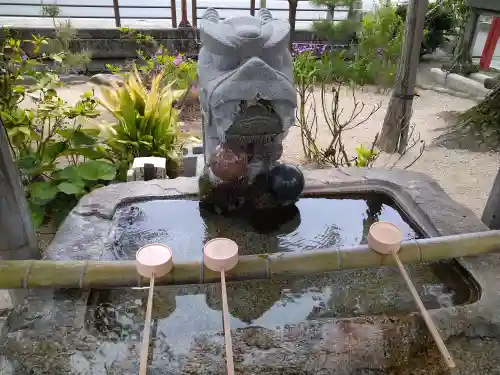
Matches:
[[3, 168, 500, 374], [429, 67, 491, 98]]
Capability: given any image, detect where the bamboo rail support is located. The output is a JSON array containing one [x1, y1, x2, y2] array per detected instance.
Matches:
[[0, 230, 498, 289]]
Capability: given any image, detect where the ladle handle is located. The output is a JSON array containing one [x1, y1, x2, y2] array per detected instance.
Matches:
[[220, 270, 235, 375], [391, 250, 456, 369], [139, 277, 155, 375]]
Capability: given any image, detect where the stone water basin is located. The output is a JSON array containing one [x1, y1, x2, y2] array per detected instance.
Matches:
[[0, 190, 482, 374]]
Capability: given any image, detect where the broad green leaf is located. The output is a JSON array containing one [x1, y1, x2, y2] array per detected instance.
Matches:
[[73, 147, 107, 160], [29, 202, 46, 229], [81, 128, 101, 137], [57, 165, 80, 181], [71, 130, 97, 146], [29, 181, 58, 202], [76, 160, 117, 181], [18, 126, 31, 136], [57, 182, 86, 195], [43, 141, 68, 161]]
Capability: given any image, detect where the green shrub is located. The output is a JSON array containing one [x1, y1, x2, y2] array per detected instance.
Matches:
[[98, 66, 193, 179], [1, 32, 121, 227], [107, 27, 197, 90], [395, 3, 454, 56]]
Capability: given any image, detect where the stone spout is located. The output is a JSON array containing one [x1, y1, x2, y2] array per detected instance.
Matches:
[[0, 230, 499, 288]]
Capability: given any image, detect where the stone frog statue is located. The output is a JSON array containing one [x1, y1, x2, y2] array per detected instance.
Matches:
[[197, 7, 305, 214]]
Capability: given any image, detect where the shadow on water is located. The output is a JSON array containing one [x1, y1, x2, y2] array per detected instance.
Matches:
[[109, 193, 421, 261], [0, 194, 482, 374]]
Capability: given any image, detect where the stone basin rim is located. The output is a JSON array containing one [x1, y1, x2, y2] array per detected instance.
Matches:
[[77, 177, 440, 238]]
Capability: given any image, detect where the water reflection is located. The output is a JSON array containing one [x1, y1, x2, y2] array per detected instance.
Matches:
[[0, 258, 476, 374], [111, 194, 419, 262]]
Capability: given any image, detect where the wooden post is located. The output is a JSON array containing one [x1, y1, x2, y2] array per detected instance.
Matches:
[[112, 0, 121, 27], [482, 167, 500, 229], [192, 0, 197, 28], [378, 0, 429, 154], [178, 0, 191, 27], [250, 0, 256, 16], [0, 119, 38, 260], [170, 0, 177, 28], [260, 0, 267, 8], [0, 118, 38, 307], [288, 0, 298, 51]]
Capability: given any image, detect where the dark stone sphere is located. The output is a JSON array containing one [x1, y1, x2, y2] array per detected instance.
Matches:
[[267, 164, 305, 203]]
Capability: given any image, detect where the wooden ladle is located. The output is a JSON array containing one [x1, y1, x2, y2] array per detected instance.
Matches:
[[203, 238, 239, 375], [135, 243, 173, 375], [368, 221, 456, 369]]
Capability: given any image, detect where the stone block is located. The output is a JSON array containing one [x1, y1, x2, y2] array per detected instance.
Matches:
[[127, 157, 167, 181], [429, 68, 491, 98]]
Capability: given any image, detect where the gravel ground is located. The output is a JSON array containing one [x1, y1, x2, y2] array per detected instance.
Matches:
[[281, 85, 499, 218], [34, 79, 500, 219]]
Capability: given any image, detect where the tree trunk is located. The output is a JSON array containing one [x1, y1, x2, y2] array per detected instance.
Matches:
[[453, 10, 477, 65], [378, 0, 429, 154], [288, 0, 298, 51]]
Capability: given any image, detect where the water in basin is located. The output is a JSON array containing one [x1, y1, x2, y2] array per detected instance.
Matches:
[[110, 193, 421, 262], [0, 194, 480, 374]]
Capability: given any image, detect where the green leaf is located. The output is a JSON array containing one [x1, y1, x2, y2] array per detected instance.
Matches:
[[18, 126, 31, 136], [81, 128, 101, 137], [57, 182, 86, 195], [29, 202, 46, 229], [72, 147, 105, 160], [29, 181, 59, 203], [57, 165, 78, 180], [43, 141, 68, 161], [76, 160, 117, 181], [51, 53, 63, 62]]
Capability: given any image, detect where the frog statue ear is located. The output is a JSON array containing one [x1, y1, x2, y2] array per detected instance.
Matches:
[[200, 7, 290, 54], [200, 8, 238, 53]]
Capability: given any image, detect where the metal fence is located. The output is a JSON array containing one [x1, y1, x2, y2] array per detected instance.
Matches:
[[0, 0, 352, 29]]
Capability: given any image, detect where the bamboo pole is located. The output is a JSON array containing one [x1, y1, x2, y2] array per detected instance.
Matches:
[[0, 230, 498, 289]]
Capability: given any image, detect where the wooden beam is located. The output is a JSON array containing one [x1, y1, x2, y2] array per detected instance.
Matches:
[[170, 0, 177, 28], [0, 118, 38, 260], [192, 0, 197, 27], [178, 0, 191, 27], [112, 0, 121, 27]]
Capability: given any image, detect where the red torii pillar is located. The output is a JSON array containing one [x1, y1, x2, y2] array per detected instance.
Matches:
[[480, 17, 500, 70]]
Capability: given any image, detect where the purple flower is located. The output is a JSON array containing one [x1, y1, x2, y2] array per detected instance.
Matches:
[[172, 54, 183, 66], [377, 48, 383, 56], [21, 55, 27, 60]]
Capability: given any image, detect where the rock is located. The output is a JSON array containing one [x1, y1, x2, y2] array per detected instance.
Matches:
[[89, 73, 123, 87], [484, 77, 499, 90]]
